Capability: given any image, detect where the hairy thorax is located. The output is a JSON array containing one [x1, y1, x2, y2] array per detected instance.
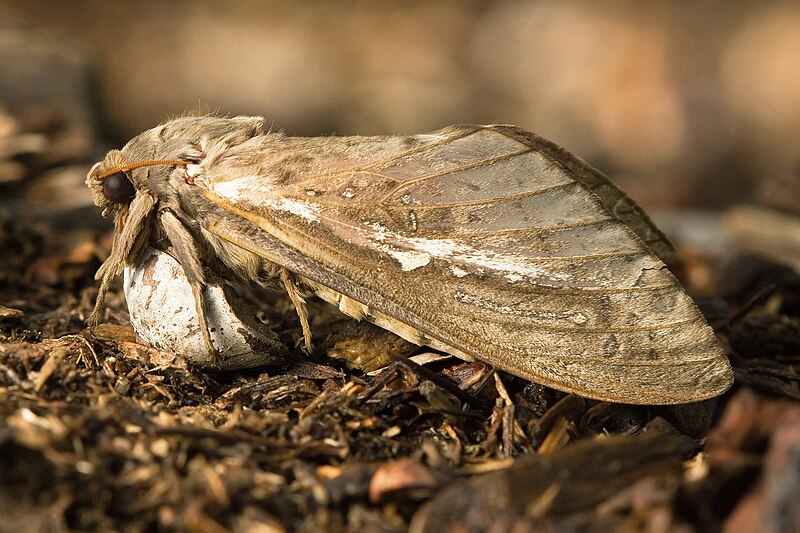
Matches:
[[200, 226, 282, 288]]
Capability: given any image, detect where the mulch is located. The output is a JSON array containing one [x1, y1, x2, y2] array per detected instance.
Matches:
[[1, 206, 799, 532]]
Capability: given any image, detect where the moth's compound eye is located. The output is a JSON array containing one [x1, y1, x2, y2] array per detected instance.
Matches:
[[102, 172, 135, 203]]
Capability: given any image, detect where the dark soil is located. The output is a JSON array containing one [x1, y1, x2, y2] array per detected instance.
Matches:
[[1, 200, 799, 533]]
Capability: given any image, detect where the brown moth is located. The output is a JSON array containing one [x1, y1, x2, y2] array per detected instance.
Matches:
[[85, 116, 733, 404]]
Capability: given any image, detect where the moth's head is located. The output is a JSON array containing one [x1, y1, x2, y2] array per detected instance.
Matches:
[[85, 115, 268, 216], [85, 139, 180, 219]]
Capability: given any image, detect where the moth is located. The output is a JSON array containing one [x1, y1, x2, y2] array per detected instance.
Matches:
[[86, 116, 733, 404]]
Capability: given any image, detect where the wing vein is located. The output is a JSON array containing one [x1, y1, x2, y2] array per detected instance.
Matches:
[[378, 147, 535, 205], [446, 218, 612, 237], [460, 315, 704, 333], [383, 178, 577, 209], [281, 126, 483, 189]]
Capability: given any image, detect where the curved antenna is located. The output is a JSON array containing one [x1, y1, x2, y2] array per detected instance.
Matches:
[[97, 159, 185, 180]]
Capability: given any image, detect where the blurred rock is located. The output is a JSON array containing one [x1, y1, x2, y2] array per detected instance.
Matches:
[[723, 206, 800, 271]]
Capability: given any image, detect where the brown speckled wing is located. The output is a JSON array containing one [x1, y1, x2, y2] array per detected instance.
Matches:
[[197, 124, 732, 404]]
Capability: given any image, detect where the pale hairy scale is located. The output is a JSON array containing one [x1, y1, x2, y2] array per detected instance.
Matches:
[[86, 115, 733, 404]]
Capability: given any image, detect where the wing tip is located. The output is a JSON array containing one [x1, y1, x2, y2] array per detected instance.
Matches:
[[486, 340, 734, 405], [574, 349, 734, 405]]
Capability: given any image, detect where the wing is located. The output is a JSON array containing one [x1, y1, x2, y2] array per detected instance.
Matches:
[[196, 124, 732, 404]]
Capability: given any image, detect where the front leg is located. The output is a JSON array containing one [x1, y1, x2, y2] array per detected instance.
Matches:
[[159, 209, 218, 365]]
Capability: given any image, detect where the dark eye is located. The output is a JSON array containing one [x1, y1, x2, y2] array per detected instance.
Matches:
[[102, 172, 136, 203]]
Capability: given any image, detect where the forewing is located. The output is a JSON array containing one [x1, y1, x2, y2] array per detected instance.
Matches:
[[198, 125, 732, 404]]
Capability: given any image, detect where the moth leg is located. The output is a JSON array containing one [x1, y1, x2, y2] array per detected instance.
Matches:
[[189, 281, 216, 364], [280, 268, 314, 353], [87, 273, 114, 326], [159, 209, 218, 365], [89, 193, 157, 326]]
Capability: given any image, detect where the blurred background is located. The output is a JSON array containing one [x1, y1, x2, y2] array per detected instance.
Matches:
[[2, 6, 799, 530], [0, 0, 798, 270]]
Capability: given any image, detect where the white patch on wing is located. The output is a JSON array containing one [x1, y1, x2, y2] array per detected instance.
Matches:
[[210, 175, 277, 201], [363, 222, 572, 282], [208, 176, 320, 222], [450, 266, 469, 278], [386, 249, 431, 271], [264, 197, 321, 221], [571, 313, 588, 325]]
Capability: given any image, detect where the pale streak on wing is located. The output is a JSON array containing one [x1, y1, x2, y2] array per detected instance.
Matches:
[[200, 125, 731, 404]]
